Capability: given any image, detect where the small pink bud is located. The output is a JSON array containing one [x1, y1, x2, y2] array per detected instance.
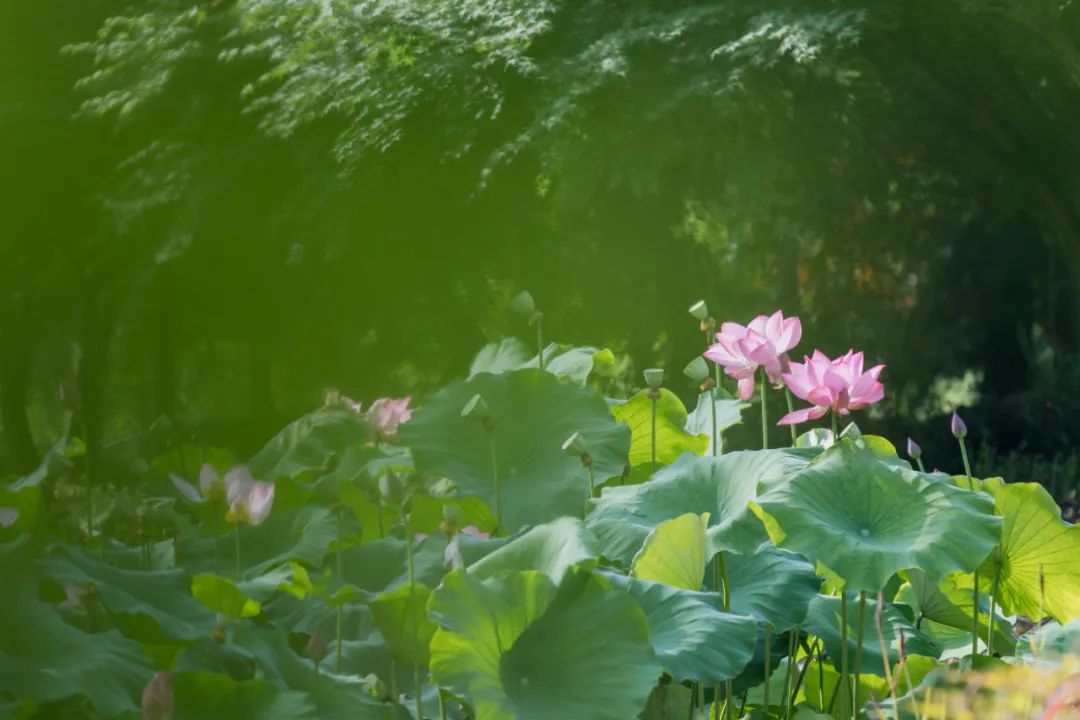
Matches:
[[951, 412, 967, 439], [906, 438, 921, 460], [141, 671, 173, 720]]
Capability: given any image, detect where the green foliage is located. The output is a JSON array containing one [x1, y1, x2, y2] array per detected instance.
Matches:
[[612, 388, 708, 467]]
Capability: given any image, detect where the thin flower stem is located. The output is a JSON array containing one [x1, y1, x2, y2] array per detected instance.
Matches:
[[336, 507, 343, 674], [234, 523, 241, 579], [784, 389, 798, 445], [915, 457, 926, 473], [536, 318, 545, 371], [875, 590, 899, 720], [971, 568, 980, 657], [987, 561, 1001, 655], [651, 394, 658, 465], [840, 591, 850, 718], [405, 510, 422, 719], [854, 591, 867, 720], [782, 629, 796, 720], [831, 411, 839, 439], [414, 663, 422, 720], [790, 638, 818, 707], [587, 465, 595, 497], [759, 369, 769, 450], [763, 624, 772, 714], [438, 688, 448, 720], [710, 388, 719, 457], [488, 433, 501, 533]]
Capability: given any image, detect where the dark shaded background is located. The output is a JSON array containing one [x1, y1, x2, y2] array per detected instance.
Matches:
[[4, 0, 1080, 498]]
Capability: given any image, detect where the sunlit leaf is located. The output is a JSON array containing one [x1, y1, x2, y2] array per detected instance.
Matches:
[[631, 512, 709, 590], [611, 388, 707, 466]]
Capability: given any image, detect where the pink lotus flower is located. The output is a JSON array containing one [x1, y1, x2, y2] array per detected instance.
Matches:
[[367, 396, 413, 440], [777, 349, 885, 426], [171, 463, 227, 504], [223, 467, 275, 526], [704, 310, 802, 400]]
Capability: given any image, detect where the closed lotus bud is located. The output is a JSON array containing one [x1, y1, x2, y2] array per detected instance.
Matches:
[[510, 290, 536, 318], [141, 671, 173, 720], [378, 471, 405, 506], [906, 437, 922, 460], [688, 300, 709, 321], [305, 632, 329, 663], [683, 357, 709, 383], [950, 411, 967, 439], [643, 368, 665, 389]]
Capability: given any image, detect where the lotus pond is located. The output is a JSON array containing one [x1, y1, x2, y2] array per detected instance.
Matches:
[[2, 302, 1079, 720]]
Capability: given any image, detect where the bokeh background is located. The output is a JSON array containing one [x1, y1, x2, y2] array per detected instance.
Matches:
[[4, 1, 1080, 501]]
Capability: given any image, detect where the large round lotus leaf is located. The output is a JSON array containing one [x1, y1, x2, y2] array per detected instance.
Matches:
[[717, 544, 820, 632], [587, 450, 815, 566], [400, 369, 630, 531], [610, 388, 707, 466], [172, 671, 319, 720], [897, 569, 1014, 655], [468, 517, 598, 583], [428, 567, 660, 720], [632, 512, 709, 590], [753, 441, 1001, 592], [608, 574, 758, 683], [973, 478, 1080, 623], [684, 389, 748, 456], [248, 407, 372, 482], [470, 339, 614, 385], [801, 594, 941, 676]]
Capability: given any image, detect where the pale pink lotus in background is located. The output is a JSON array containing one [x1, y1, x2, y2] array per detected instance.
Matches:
[[170, 463, 227, 504], [0, 507, 17, 528], [704, 310, 802, 400], [223, 467, 275, 525], [141, 671, 173, 720], [415, 524, 491, 543], [778, 349, 885, 425], [367, 396, 413, 440]]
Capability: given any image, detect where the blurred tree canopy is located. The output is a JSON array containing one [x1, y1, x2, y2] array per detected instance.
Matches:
[[4, 0, 1080, 474]]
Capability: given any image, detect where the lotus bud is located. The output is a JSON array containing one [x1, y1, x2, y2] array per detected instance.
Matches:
[[305, 632, 329, 663], [510, 290, 536, 317], [906, 437, 922, 460], [140, 671, 174, 720], [950, 411, 967, 439], [643, 368, 665, 389], [461, 393, 494, 430], [378, 470, 405, 506], [683, 357, 710, 383], [688, 300, 709, 321]]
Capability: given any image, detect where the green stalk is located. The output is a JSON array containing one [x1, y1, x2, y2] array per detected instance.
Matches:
[[536, 318, 545, 371], [971, 568, 980, 657], [719, 553, 733, 719], [854, 592, 866, 720], [831, 410, 839, 439], [782, 630, 796, 720], [784, 388, 798, 445], [987, 561, 1002, 655], [759, 369, 768, 450], [438, 688, 448, 720], [234, 523, 241, 579], [80, 416, 94, 546], [875, 590, 900, 720], [651, 393, 658, 465], [587, 465, 595, 497], [839, 591, 850, 719], [488, 433, 501, 533], [414, 663, 422, 720], [817, 642, 825, 710], [336, 507, 344, 673], [405, 510, 422, 720], [915, 457, 926, 473], [710, 388, 719, 456], [763, 624, 772, 714]]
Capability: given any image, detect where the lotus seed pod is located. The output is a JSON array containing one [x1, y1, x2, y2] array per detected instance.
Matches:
[[561, 431, 589, 457], [643, 368, 665, 389], [688, 300, 709, 320], [683, 356, 710, 383], [510, 290, 536, 317], [950, 411, 967, 439]]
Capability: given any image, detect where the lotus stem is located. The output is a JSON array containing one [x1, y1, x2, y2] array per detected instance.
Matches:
[[790, 638, 818, 708], [784, 389, 798, 445], [817, 641, 826, 709], [405, 509, 421, 719], [414, 662, 422, 720], [711, 388, 719, 457], [840, 591, 850, 718], [971, 568, 979, 657], [854, 591, 866, 720], [875, 590, 899, 720], [235, 523, 241, 579], [536, 318, 545, 371], [488, 433, 501, 533], [376, 499, 385, 538], [782, 629, 796, 720], [914, 457, 926, 473], [759, 369, 769, 450], [438, 688, 448, 720], [987, 560, 1001, 655], [336, 507, 344, 673], [831, 410, 839, 439], [80, 416, 94, 546], [763, 624, 772, 714], [391, 659, 398, 701], [651, 392, 658, 465], [587, 465, 595, 497]]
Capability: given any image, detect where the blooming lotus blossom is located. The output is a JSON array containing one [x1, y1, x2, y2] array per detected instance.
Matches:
[[170, 463, 227, 504], [223, 467, 275, 526], [367, 396, 413, 440], [704, 310, 802, 400], [777, 349, 885, 426]]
